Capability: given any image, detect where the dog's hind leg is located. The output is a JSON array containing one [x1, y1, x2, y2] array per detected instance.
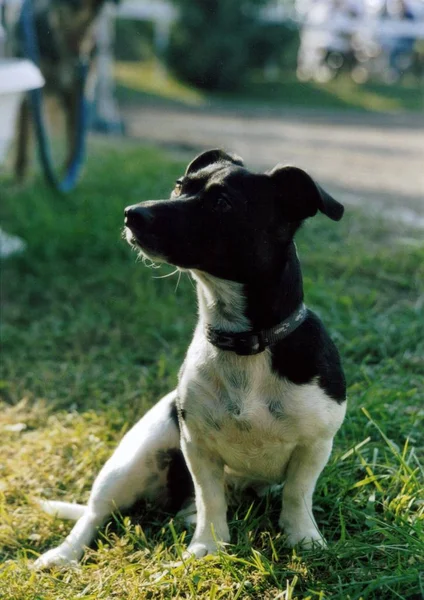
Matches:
[[34, 390, 187, 569], [15, 96, 31, 182]]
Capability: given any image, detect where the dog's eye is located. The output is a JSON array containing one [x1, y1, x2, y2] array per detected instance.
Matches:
[[173, 180, 183, 197], [216, 194, 232, 212]]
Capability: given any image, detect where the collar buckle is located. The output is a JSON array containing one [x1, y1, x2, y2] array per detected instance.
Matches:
[[206, 329, 266, 355], [233, 332, 266, 356]]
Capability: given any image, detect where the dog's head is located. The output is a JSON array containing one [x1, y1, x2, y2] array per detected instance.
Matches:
[[124, 149, 344, 282]]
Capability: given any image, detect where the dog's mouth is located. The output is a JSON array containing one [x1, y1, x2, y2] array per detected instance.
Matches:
[[123, 225, 167, 265], [123, 224, 140, 248]]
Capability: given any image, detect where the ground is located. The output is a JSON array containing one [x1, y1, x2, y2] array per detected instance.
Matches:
[[0, 138, 423, 599]]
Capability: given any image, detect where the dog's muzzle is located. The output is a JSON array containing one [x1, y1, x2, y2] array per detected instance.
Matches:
[[124, 204, 154, 234], [124, 204, 168, 264]]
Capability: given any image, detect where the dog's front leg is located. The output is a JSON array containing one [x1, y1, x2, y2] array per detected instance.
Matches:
[[181, 436, 229, 558], [279, 439, 333, 548]]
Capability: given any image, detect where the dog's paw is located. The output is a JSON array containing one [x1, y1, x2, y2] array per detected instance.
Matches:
[[183, 538, 221, 559], [33, 545, 80, 570], [285, 530, 327, 549]]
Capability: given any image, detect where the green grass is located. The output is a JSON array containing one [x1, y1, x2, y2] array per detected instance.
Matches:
[[114, 60, 424, 113], [1, 142, 423, 599], [234, 73, 424, 113]]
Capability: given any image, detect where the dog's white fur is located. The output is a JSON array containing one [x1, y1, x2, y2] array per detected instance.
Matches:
[[34, 271, 346, 568], [178, 273, 345, 557]]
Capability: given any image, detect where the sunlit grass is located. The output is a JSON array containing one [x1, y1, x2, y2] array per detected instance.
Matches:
[[1, 141, 423, 599], [237, 71, 423, 113], [312, 75, 421, 113], [115, 60, 205, 106]]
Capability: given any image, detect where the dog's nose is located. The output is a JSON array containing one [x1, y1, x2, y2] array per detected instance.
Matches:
[[124, 204, 153, 229]]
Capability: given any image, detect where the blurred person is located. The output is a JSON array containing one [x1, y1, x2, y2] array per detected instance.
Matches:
[[383, 0, 417, 81], [297, 0, 363, 81]]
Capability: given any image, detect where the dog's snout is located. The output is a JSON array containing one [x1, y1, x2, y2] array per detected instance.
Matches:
[[124, 204, 154, 229], [124, 205, 133, 219]]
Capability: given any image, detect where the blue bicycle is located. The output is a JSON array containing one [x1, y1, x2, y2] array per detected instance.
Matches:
[[19, 0, 90, 192]]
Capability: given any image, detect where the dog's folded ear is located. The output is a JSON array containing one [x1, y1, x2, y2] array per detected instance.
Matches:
[[268, 165, 344, 222], [186, 149, 244, 175]]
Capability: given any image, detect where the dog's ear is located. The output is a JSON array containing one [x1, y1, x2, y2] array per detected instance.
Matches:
[[186, 149, 244, 175], [268, 165, 344, 222]]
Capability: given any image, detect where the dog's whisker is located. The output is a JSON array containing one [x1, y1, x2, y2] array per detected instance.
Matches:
[[153, 268, 180, 280], [186, 273, 196, 291], [140, 254, 160, 269], [175, 269, 182, 292]]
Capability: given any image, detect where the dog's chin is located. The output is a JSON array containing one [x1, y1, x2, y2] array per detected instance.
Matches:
[[124, 226, 167, 265]]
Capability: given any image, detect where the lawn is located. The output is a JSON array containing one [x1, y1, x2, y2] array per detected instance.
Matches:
[[0, 142, 423, 599], [114, 60, 424, 114]]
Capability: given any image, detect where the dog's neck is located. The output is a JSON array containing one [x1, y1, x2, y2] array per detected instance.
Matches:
[[191, 271, 250, 333], [191, 242, 304, 334]]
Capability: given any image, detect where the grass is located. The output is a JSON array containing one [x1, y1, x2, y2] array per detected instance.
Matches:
[[114, 60, 424, 114], [1, 141, 423, 599]]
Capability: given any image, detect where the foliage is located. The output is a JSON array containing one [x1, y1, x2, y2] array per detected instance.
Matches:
[[0, 142, 423, 599], [248, 23, 299, 70], [166, 0, 293, 90], [114, 18, 155, 62]]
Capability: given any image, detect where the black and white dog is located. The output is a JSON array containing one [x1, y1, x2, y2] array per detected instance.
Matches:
[[34, 149, 346, 568]]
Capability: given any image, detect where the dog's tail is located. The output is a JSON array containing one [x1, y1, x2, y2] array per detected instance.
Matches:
[[37, 499, 87, 521]]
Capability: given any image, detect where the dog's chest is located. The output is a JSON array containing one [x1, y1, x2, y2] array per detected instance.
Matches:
[[178, 334, 342, 482]]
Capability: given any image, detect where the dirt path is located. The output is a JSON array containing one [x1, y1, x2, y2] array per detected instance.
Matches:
[[124, 105, 424, 228]]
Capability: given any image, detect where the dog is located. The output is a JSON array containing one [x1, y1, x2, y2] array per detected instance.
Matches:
[[4, 0, 110, 180], [34, 149, 347, 568]]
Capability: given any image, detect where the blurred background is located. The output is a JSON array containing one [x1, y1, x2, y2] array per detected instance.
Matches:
[[1, 0, 423, 195], [1, 0, 423, 115], [0, 0, 423, 239], [108, 0, 424, 91], [1, 0, 423, 246], [2, 0, 424, 91], [108, 0, 424, 227], [97, 0, 424, 120]]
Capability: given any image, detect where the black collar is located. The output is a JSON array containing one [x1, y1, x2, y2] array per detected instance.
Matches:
[[205, 303, 308, 356]]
